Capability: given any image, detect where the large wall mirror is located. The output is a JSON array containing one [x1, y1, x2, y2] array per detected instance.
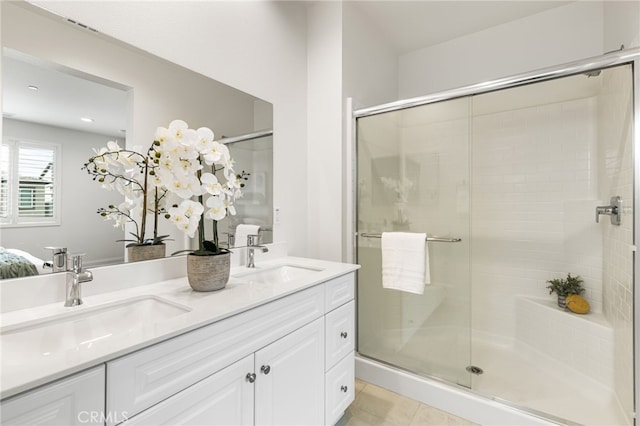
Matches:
[[1, 1, 273, 279]]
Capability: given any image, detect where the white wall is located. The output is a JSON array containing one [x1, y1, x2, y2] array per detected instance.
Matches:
[[342, 3, 399, 111], [306, 2, 343, 261], [604, 0, 640, 52], [26, 0, 310, 257], [398, 1, 605, 97], [342, 2, 399, 262]]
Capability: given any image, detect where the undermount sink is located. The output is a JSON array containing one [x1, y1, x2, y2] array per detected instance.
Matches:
[[234, 264, 323, 284], [1, 296, 191, 363]]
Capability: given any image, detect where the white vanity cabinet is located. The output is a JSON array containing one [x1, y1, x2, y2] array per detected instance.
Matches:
[[254, 317, 325, 425], [122, 318, 325, 426], [324, 278, 356, 426], [107, 272, 355, 426], [0, 365, 106, 426]]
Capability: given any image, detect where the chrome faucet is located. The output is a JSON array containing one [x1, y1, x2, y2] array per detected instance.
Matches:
[[246, 234, 269, 268], [65, 254, 93, 307], [44, 246, 68, 272]]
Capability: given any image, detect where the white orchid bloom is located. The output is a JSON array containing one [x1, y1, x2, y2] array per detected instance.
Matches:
[[113, 215, 128, 228], [181, 128, 199, 149], [181, 199, 204, 219], [204, 196, 226, 221], [184, 217, 200, 238], [168, 200, 203, 238], [202, 141, 224, 165], [228, 175, 242, 190], [167, 206, 190, 234], [154, 126, 169, 143], [196, 127, 215, 154], [167, 176, 198, 199], [201, 172, 222, 195], [168, 120, 189, 142], [179, 144, 200, 161], [223, 197, 236, 216], [100, 180, 116, 191], [155, 127, 179, 152], [177, 158, 198, 175], [93, 146, 109, 156], [222, 162, 236, 181], [106, 140, 122, 152], [118, 199, 136, 213], [155, 167, 176, 189]]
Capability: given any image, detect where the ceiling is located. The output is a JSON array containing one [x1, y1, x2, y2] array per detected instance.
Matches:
[[2, 1, 574, 136], [351, 1, 574, 54], [2, 48, 129, 138]]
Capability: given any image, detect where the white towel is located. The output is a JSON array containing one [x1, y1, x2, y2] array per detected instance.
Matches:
[[381, 232, 430, 295], [234, 224, 261, 247]]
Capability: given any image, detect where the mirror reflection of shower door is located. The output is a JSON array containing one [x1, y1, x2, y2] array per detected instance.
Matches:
[[356, 98, 472, 387]]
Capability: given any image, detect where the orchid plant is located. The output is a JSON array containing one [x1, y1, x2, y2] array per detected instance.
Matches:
[[381, 176, 414, 227], [152, 120, 247, 255], [83, 141, 170, 246]]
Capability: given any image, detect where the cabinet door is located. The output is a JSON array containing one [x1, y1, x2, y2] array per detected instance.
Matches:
[[325, 352, 355, 426], [325, 300, 355, 370], [124, 355, 254, 426], [255, 318, 324, 426], [1, 366, 105, 426]]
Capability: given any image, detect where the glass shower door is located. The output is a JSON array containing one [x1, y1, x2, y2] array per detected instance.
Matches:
[[356, 98, 472, 387]]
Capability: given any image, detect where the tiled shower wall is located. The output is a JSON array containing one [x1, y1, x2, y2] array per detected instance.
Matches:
[[597, 64, 634, 421], [471, 95, 603, 339]]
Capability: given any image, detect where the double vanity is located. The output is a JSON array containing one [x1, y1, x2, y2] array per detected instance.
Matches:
[[0, 254, 359, 425]]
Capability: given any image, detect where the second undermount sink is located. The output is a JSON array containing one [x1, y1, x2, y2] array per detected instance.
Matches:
[[1, 296, 191, 363], [234, 264, 323, 284]]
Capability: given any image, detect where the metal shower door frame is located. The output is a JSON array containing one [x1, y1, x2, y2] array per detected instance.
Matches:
[[350, 47, 640, 421]]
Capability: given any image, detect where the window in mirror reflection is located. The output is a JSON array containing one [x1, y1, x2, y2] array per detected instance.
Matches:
[[1, 139, 59, 226]]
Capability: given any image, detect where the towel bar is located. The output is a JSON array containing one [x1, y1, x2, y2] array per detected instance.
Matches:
[[358, 232, 462, 243]]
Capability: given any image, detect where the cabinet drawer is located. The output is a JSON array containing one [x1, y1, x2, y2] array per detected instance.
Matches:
[[124, 355, 254, 426], [324, 273, 354, 313], [325, 300, 354, 370], [1, 366, 106, 426], [325, 352, 354, 426], [107, 285, 324, 424]]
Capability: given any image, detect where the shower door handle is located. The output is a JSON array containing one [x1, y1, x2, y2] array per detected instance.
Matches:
[[595, 196, 621, 226]]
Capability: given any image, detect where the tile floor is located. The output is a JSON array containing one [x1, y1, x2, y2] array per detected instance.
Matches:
[[337, 379, 479, 426]]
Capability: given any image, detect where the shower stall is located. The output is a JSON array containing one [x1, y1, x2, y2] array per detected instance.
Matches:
[[354, 49, 638, 425]]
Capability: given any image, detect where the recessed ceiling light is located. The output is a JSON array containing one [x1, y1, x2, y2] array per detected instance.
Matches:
[[27, 85, 39, 91], [80, 117, 94, 123]]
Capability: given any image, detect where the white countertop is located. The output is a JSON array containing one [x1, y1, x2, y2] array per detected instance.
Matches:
[[0, 256, 359, 400]]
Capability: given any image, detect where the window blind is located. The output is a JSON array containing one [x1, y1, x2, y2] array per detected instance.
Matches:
[[0, 144, 10, 219], [17, 145, 55, 218], [1, 140, 59, 226]]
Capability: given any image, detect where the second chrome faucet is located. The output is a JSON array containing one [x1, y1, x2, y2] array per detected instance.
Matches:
[[65, 253, 93, 307], [246, 234, 269, 268]]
